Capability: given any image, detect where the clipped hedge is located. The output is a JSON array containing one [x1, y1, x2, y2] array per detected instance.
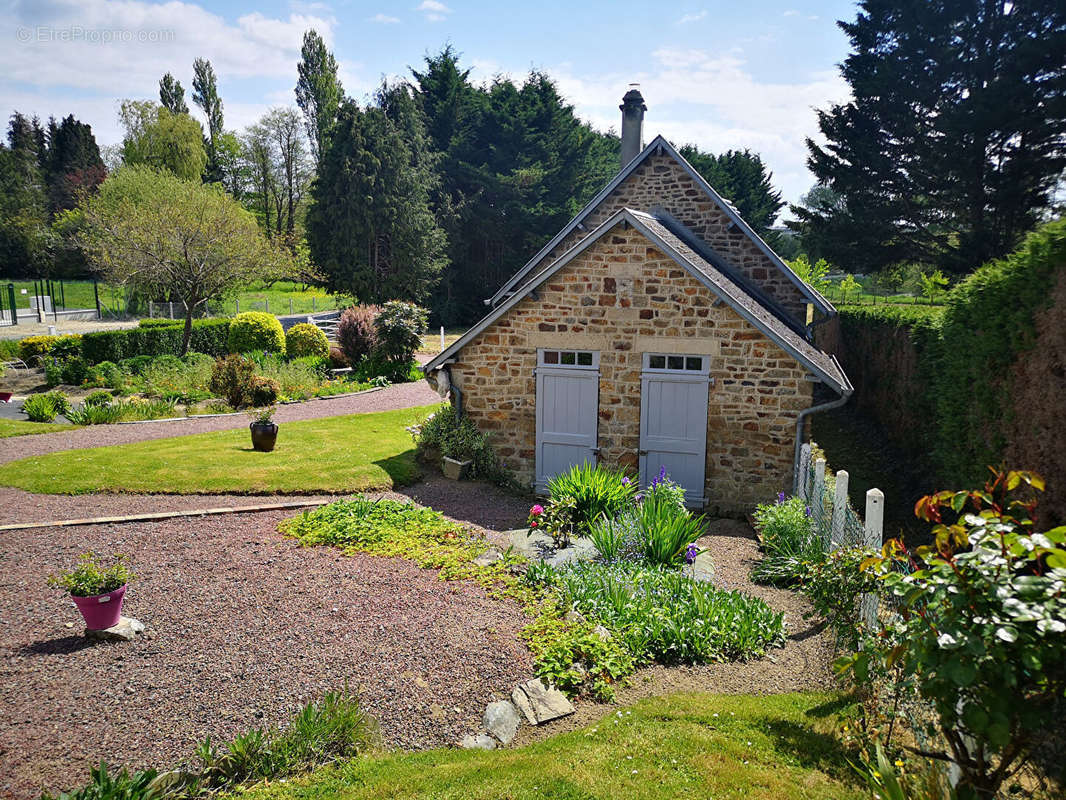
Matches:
[[18, 334, 82, 363], [228, 311, 285, 354], [82, 319, 230, 364], [826, 219, 1066, 524]]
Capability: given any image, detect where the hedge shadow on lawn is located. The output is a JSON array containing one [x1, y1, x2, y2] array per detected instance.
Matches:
[[762, 718, 860, 782]]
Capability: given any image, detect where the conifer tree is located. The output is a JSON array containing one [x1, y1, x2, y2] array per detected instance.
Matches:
[[159, 73, 189, 115], [295, 29, 344, 164], [192, 57, 225, 182], [802, 0, 1066, 273]]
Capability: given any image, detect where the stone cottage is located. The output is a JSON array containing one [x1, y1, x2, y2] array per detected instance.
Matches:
[[424, 88, 851, 512]]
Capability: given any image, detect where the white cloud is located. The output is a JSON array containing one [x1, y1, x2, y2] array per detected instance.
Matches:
[[369, 13, 400, 24], [677, 10, 707, 24], [546, 47, 850, 204], [783, 9, 800, 16], [417, 0, 452, 22]]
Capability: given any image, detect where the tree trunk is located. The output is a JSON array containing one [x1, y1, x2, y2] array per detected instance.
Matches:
[[181, 307, 194, 356]]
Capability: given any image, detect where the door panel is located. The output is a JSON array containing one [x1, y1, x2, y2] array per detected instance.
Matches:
[[535, 369, 598, 491], [639, 374, 709, 505]]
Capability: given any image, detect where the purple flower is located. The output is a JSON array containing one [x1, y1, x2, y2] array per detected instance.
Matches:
[[685, 544, 699, 565], [805, 505, 813, 518], [777, 491, 786, 505], [634, 493, 643, 503], [622, 477, 631, 486]]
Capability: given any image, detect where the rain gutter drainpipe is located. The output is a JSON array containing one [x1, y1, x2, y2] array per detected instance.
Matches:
[[792, 365, 853, 494], [448, 368, 463, 417]]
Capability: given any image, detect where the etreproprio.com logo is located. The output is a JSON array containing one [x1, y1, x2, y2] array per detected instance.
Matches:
[[16, 26, 176, 44]]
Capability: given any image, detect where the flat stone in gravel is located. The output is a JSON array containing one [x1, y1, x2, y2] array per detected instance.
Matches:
[[507, 530, 597, 567], [483, 700, 520, 745], [460, 733, 496, 750], [511, 679, 574, 725], [84, 617, 144, 643]]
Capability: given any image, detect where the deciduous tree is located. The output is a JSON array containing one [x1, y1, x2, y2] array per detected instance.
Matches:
[[158, 73, 189, 115], [119, 100, 207, 181], [295, 29, 344, 164], [192, 57, 225, 182]]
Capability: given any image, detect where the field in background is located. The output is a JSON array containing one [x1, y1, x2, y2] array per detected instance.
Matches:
[[0, 279, 351, 318]]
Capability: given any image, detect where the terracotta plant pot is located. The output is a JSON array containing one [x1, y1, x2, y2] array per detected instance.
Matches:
[[250, 422, 278, 452], [441, 456, 472, 480], [72, 585, 126, 630]]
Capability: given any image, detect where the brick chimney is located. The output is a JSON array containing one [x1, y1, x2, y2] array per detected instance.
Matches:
[[619, 85, 646, 168]]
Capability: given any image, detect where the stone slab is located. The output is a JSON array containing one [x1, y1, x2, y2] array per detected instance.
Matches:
[[85, 616, 144, 642], [507, 530, 597, 567], [460, 733, 496, 750], [483, 700, 520, 745], [511, 679, 574, 725]]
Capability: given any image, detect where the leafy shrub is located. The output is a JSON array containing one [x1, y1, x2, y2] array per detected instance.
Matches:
[[18, 335, 75, 363], [60, 356, 90, 386], [546, 463, 636, 535], [413, 405, 513, 486], [210, 354, 256, 408], [588, 512, 639, 562], [139, 353, 213, 403], [248, 376, 280, 406], [118, 355, 154, 375], [43, 359, 63, 387], [750, 495, 821, 585], [841, 470, 1066, 797], [0, 339, 19, 361], [87, 360, 125, 390], [328, 345, 348, 368], [337, 304, 380, 364], [47, 552, 133, 597], [84, 389, 114, 407], [39, 763, 159, 800], [22, 393, 58, 422], [372, 301, 427, 366], [43, 390, 71, 416], [352, 354, 420, 384], [285, 322, 330, 359], [66, 402, 122, 425], [632, 494, 704, 567], [138, 317, 182, 328], [228, 311, 285, 354], [555, 561, 785, 663], [802, 545, 879, 651]]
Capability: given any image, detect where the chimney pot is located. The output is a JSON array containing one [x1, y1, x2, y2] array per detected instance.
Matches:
[[619, 86, 646, 169]]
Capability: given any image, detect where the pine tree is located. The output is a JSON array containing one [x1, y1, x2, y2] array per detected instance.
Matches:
[[192, 57, 224, 183], [295, 29, 344, 164], [159, 73, 189, 115], [306, 87, 447, 304], [803, 0, 1066, 273], [43, 114, 105, 212]]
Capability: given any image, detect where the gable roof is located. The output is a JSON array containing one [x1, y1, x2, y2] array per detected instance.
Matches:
[[426, 207, 850, 395], [486, 135, 836, 317]]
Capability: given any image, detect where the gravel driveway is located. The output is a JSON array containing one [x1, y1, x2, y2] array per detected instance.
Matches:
[[0, 506, 533, 799], [0, 381, 440, 466]]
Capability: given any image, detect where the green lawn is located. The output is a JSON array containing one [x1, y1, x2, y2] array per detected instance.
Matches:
[[236, 692, 862, 800], [0, 406, 437, 494], [0, 418, 75, 438]]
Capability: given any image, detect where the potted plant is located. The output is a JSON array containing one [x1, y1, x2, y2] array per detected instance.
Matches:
[[249, 406, 278, 452], [441, 423, 479, 480], [48, 553, 134, 631]]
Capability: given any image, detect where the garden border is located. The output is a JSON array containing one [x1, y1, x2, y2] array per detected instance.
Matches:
[[107, 387, 385, 424], [0, 498, 335, 531]]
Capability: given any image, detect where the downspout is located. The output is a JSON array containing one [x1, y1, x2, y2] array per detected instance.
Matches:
[[792, 365, 853, 494], [447, 368, 462, 417]]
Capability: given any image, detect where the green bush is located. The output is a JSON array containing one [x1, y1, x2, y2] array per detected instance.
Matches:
[[248, 375, 280, 406], [210, 354, 257, 409], [118, 355, 154, 375], [60, 356, 90, 386], [554, 561, 785, 664], [802, 545, 879, 651], [87, 360, 125, 390], [43, 359, 63, 387], [352, 354, 419, 384], [632, 494, 704, 567], [371, 301, 427, 366], [47, 552, 133, 597], [546, 463, 636, 535], [285, 322, 330, 359], [84, 389, 114, 407], [138, 317, 182, 328], [750, 495, 822, 586], [43, 389, 71, 416], [22, 393, 58, 422], [0, 339, 19, 361], [18, 334, 80, 363], [228, 311, 285, 354], [337, 304, 380, 364], [414, 405, 513, 486]]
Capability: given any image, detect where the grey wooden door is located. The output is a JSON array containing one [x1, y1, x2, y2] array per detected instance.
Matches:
[[639, 354, 710, 506], [535, 349, 599, 492]]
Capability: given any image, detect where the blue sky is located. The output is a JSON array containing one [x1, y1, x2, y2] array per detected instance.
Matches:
[[1, 0, 859, 208]]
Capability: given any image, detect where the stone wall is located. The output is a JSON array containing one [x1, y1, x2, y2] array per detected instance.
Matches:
[[518, 151, 809, 323], [449, 223, 814, 514]]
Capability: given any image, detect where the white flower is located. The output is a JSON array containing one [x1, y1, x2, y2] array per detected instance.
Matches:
[[937, 632, 959, 648]]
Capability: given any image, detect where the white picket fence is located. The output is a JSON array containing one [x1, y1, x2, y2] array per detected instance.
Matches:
[[796, 442, 884, 630]]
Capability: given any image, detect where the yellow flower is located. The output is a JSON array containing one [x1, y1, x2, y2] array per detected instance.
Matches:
[[894, 759, 904, 768]]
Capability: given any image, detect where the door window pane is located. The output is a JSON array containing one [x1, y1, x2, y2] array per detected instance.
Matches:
[[543, 350, 559, 364], [560, 351, 576, 365], [649, 355, 666, 369], [686, 357, 703, 371], [577, 351, 593, 366], [667, 355, 684, 370]]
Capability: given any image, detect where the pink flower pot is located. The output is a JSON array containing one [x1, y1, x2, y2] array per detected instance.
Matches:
[[71, 585, 126, 630]]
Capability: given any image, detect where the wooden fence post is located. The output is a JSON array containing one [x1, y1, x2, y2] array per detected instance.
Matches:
[[830, 469, 849, 550], [235, 298, 240, 315], [862, 488, 884, 632], [812, 458, 827, 541], [797, 443, 811, 501], [148, 300, 154, 318], [168, 301, 174, 320], [289, 298, 293, 315]]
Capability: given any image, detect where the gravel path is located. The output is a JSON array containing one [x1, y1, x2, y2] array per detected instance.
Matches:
[[0, 381, 440, 466], [0, 506, 532, 799]]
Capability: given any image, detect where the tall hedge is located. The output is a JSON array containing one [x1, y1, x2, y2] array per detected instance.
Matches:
[[829, 219, 1066, 522], [81, 319, 230, 364]]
